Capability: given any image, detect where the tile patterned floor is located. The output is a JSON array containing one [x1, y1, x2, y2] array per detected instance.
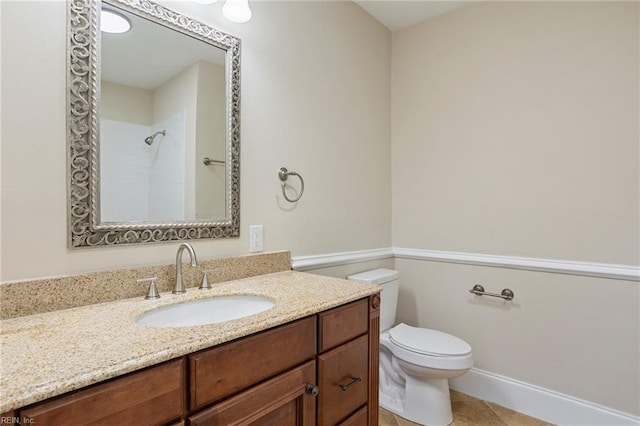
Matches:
[[379, 390, 554, 426]]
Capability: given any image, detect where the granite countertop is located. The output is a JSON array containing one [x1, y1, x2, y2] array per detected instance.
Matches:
[[0, 271, 380, 412]]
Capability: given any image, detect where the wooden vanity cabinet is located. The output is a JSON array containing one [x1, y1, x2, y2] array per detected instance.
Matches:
[[19, 358, 186, 426], [339, 406, 368, 426], [316, 298, 379, 426], [14, 295, 380, 426]]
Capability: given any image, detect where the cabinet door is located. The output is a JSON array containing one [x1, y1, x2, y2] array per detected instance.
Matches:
[[317, 335, 369, 426], [19, 358, 185, 426], [188, 360, 316, 426]]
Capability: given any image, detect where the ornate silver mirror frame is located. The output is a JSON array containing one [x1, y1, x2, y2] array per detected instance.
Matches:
[[67, 0, 240, 248]]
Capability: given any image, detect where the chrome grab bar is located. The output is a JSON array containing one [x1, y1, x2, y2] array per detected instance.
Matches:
[[469, 284, 514, 301], [278, 167, 305, 202]]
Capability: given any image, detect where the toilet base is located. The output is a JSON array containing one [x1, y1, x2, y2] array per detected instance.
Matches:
[[380, 376, 453, 426]]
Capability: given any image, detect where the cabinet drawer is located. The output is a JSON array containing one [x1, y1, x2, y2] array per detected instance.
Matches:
[[317, 335, 369, 426], [339, 406, 367, 426], [19, 358, 185, 426], [318, 299, 368, 352], [188, 360, 316, 426], [189, 316, 316, 410]]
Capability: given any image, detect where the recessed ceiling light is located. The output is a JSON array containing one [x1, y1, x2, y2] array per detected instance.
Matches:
[[101, 9, 131, 34]]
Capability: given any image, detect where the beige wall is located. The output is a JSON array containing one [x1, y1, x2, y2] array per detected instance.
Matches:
[[391, 1, 639, 415], [0, 0, 391, 281], [392, 1, 639, 265], [195, 61, 226, 220], [101, 81, 153, 125]]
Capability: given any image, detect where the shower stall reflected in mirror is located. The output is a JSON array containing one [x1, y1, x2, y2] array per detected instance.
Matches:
[[100, 112, 187, 223]]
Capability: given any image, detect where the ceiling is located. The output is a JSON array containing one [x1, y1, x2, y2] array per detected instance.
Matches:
[[354, 1, 476, 31], [102, 1, 475, 89], [101, 5, 225, 90]]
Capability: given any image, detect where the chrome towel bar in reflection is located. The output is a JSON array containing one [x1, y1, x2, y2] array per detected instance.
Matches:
[[203, 157, 225, 166], [469, 284, 514, 301], [278, 167, 305, 202]]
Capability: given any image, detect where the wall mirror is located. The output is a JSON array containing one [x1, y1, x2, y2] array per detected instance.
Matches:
[[67, 0, 241, 248]]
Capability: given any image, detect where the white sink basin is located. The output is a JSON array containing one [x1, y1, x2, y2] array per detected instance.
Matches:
[[136, 295, 275, 328]]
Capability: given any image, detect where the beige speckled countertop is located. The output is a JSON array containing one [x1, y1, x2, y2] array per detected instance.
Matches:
[[0, 271, 380, 413]]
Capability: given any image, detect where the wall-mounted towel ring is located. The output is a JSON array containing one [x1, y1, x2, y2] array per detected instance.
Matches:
[[278, 167, 305, 203]]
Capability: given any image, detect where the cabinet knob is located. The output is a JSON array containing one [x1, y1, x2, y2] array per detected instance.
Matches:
[[305, 383, 319, 396]]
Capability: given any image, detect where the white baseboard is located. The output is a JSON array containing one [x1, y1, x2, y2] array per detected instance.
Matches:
[[450, 368, 640, 426]]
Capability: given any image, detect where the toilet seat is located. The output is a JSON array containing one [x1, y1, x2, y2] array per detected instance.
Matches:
[[384, 324, 473, 370], [389, 323, 471, 357]]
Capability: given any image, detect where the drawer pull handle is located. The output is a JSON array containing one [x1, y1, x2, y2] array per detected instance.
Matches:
[[306, 383, 319, 396], [338, 376, 362, 391]]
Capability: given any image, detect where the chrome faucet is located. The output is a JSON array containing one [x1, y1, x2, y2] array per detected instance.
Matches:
[[173, 243, 198, 294]]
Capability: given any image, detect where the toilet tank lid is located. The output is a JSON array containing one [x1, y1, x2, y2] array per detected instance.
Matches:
[[347, 268, 399, 284]]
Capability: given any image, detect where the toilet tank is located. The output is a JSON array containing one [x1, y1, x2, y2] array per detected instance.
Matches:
[[347, 268, 399, 332]]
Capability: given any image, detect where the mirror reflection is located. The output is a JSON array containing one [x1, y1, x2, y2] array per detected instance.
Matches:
[[100, 5, 228, 223]]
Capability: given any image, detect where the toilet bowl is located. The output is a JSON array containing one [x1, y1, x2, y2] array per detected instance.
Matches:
[[347, 269, 473, 426], [381, 324, 472, 425]]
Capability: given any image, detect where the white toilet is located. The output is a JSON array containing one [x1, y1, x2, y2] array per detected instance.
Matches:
[[347, 269, 472, 426]]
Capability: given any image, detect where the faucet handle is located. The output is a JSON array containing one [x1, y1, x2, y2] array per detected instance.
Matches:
[[199, 269, 217, 290], [138, 277, 160, 300]]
